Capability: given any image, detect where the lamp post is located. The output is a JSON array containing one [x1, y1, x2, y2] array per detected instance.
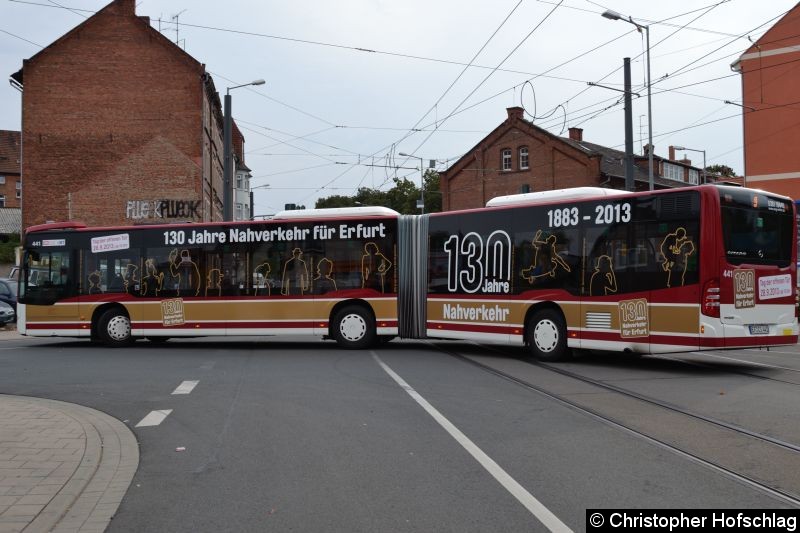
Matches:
[[602, 9, 653, 191], [673, 146, 707, 184], [223, 79, 265, 221], [399, 152, 426, 214]]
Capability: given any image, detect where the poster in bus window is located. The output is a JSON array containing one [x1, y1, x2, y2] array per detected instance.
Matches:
[[659, 227, 696, 288]]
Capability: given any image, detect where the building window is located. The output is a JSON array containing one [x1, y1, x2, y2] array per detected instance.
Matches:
[[0, 195, 5, 207], [519, 147, 529, 170], [0, 176, 5, 185], [688, 169, 699, 185], [235, 174, 243, 189], [235, 203, 243, 220], [16, 190, 20, 199], [502, 149, 512, 171], [16, 180, 20, 190], [663, 162, 684, 181]]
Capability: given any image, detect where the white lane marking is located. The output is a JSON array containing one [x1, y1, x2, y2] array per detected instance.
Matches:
[[135, 409, 173, 427], [200, 361, 216, 370], [372, 353, 572, 533], [693, 352, 800, 372], [172, 380, 199, 395]]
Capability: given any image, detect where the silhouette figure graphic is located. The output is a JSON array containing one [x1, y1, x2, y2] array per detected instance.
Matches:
[[253, 262, 272, 296], [659, 227, 695, 288], [589, 255, 618, 296], [168, 249, 201, 296], [281, 248, 309, 295], [205, 268, 224, 297], [521, 230, 571, 283], [361, 242, 392, 292], [141, 258, 164, 297], [87, 271, 102, 295], [314, 258, 338, 294]]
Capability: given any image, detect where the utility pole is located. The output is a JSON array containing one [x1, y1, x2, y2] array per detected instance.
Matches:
[[624, 58, 635, 192]]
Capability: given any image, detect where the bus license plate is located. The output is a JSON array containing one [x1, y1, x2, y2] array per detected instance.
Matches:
[[749, 324, 769, 335]]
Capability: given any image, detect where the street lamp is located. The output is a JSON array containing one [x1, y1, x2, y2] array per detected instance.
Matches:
[[602, 9, 653, 191], [673, 146, 707, 184], [398, 152, 426, 214], [223, 78, 265, 221]]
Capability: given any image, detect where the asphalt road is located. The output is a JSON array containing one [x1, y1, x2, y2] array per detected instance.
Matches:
[[1, 335, 797, 532]]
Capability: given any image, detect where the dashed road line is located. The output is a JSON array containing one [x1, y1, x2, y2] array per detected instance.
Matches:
[[172, 380, 199, 394], [135, 409, 173, 427]]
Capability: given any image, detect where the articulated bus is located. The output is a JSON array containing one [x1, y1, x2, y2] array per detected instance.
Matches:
[[18, 184, 798, 360]]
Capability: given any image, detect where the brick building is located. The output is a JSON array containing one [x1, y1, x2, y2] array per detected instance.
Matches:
[[440, 107, 706, 211], [732, 3, 800, 198], [0, 131, 22, 209], [9, 0, 246, 229]]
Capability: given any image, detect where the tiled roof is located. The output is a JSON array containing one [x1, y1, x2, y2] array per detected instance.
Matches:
[[0, 131, 21, 175], [560, 137, 686, 189], [0, 208, 21, 234]]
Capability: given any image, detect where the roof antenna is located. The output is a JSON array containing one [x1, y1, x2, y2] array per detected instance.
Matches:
[[171, 9, 187, 46]]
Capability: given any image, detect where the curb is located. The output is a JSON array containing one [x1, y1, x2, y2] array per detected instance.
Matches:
[[0, 396, 139, 533]]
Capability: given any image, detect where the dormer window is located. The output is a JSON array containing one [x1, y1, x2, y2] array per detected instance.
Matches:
[[502, 149, 512, 171]]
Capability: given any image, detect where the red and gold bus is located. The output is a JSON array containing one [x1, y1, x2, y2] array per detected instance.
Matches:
[[18, 185, 798, 360]]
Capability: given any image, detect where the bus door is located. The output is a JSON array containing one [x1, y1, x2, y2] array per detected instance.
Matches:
[[717, 192, 795, 344], [22, 249, 81, 332]]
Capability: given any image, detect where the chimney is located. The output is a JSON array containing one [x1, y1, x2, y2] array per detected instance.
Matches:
[[568, 127, 583, 141], [506, 107, 524, 121], [114, 0, 136, 15], [668, 145, 675, 161]]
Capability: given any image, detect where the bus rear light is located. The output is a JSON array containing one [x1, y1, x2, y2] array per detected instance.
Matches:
[[702, 279, 720, 318]]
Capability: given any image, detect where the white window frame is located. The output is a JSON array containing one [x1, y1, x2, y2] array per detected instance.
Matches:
[[688, 169, 699, 185], [0, 195, 5, 208], [502, 149, 512, 171], [519, 147, 529, 170], [663, 162, 684, 181]]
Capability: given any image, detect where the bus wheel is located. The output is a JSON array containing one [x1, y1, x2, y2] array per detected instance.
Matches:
[[98, 308, 133, 347], [333, 305, 376, 349], [526, 309, 569, 362]]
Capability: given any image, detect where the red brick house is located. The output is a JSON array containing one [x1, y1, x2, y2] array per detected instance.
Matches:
[[732, 3, 800, 198], [0, 130, 22, 209], [440, 107, 706, 211], [10, 0, 245, 229]]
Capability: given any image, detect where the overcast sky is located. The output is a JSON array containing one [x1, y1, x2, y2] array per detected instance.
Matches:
[[2, 0, 797, 215]]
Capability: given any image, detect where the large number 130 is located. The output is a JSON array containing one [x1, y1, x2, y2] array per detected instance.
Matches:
[[443, 231, 512, 293]]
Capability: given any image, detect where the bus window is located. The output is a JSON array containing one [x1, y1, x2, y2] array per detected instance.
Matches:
[[21, 250, 74, 305]]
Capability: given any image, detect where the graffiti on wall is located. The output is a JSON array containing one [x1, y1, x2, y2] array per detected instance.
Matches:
[[126, 200, 201, 221]]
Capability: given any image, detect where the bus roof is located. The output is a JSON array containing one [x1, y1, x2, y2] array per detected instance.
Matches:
[[272, 206, 400, 219], [486, 187, 630, 208]]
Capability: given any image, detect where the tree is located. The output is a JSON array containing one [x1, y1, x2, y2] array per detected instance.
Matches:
[[315, 171, 442, 214], [705, 164, 736, 178]]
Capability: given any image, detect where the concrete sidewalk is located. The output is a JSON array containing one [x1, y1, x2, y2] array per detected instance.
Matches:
[[0, 395, 139, 533]]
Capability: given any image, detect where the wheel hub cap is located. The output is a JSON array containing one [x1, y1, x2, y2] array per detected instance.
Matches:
[[340, 314, 366, 342], [534, 319, 558, 352]]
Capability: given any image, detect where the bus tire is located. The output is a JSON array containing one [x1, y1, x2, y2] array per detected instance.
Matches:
[[526, 309, 569, 362], [332, 305, 376, 349], [97, 308, 133, 347]]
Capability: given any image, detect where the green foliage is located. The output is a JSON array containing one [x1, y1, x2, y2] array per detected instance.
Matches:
[[705, 164, 736, 178], [0, 233, 20, 264], [316, 171, 441, 214]]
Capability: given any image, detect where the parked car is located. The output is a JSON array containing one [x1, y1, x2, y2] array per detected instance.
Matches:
[[0, 278, 17, 310], [0, 300, 14, 325]]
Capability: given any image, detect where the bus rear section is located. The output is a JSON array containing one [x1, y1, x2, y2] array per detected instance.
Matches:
[[705, 187, 798, 348]]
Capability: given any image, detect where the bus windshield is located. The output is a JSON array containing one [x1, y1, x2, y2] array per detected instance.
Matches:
[[719, 189, 793, 266]]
